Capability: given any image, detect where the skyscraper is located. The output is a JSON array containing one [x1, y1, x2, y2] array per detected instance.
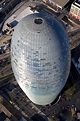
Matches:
[[11, 13, 71, 105]]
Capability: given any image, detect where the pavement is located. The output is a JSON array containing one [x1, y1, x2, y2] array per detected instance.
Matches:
[[0, 63, 12, 78]]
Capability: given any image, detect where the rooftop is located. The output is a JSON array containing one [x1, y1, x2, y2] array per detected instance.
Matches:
[[73, 0, 80, 8], [48, 0, 69, 8]]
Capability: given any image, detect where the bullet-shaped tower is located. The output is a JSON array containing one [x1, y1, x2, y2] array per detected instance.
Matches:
[[11, 13, 71, 105]]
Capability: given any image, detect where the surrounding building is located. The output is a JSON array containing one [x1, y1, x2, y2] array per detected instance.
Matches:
[[0, 96, 21, 121], [0, 95, 30, 121], [69, 0, 80, 21], [11, 13, 71, 105], [43, 0, 74, 11], [58, 109, 72, 121], [71, 45, 80, 75]]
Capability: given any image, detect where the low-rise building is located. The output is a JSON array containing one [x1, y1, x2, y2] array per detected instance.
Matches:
[[69, 0, 80, 21], [43, 0, 74, 11], [0, 96, 21, 121]]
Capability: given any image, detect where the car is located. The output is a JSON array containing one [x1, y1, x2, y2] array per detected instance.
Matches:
[[0, 7, 2, 10]]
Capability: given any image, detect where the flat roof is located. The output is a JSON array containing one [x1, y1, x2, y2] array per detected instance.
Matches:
[[48, 0, 69, 8], [73, 1, 80, 8]]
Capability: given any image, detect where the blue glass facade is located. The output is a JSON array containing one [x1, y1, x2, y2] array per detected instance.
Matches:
[[11, 13, 71, 105]]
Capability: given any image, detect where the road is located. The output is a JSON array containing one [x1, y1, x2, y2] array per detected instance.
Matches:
[[0, 52, 10, 60], [0, 64, 12, 78], [0, 0, 20, 13], [0, 74, 14, 88]]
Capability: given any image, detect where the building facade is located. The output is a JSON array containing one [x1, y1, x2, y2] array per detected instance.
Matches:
[[11, 13, 71, 105], [43, 0, 70, 11], [70, 1, 80, 21]]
